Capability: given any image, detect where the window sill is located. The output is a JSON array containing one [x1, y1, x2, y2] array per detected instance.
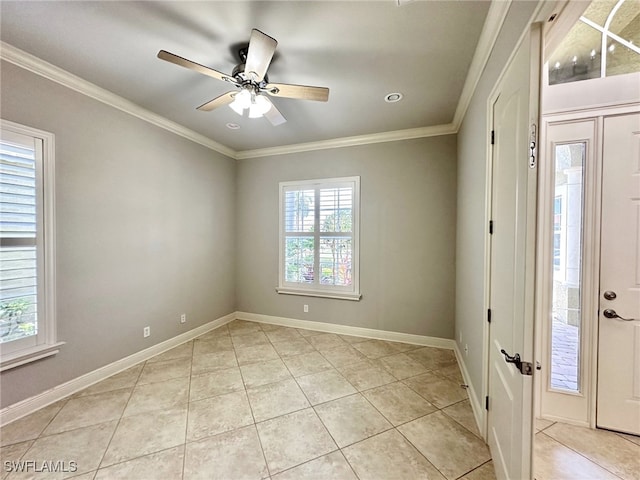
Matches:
[[276, 288, 362, 301], [0, 342, 65, 372]]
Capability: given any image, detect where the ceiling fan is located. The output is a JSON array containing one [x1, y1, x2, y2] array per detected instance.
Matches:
[[157, 29, 330, 126]]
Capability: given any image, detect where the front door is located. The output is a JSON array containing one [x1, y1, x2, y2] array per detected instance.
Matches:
[[597, 112, 640, 435], [487, 24, 541, 480]]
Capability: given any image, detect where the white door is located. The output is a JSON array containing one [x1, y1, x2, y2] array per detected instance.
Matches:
[[597, 112, 640, 436], [487, 24, 541, 480]]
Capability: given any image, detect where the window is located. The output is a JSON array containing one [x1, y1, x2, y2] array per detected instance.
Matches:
[[550, 142, 586, 392], [553, 196, 562, 270], [0, 120, 60, 371], [278, 177, 360, 300], [548, 0, 640, 85]]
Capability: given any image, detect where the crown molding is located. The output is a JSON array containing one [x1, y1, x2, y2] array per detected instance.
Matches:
[[240, 0, 511, 158], [452, 0, 512, 129], [235, 123, 457, 159], [1, 0, 505, 161], [0, 41, 236, 159]]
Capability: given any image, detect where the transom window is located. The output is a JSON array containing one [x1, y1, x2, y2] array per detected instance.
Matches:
[[277, 177, 360, 300], [548, 0, 640, 85]]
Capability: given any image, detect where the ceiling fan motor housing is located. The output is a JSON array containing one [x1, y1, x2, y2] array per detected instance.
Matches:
[[232, 62, 269, 87]]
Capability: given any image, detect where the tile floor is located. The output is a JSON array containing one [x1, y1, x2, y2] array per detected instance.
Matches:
[[4, 320, 637, 480], [534, 418, 640, 480], [0, 320, 494, 480]]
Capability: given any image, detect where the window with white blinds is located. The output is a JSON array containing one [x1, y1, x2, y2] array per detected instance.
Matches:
[[278, 177, 360, 300], [1, 120, 59, 370]]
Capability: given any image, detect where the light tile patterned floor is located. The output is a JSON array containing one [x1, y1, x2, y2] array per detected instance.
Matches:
[[0, 320, 494, 480], [534, 418, 640, 480], [5, 320, 637, 479]]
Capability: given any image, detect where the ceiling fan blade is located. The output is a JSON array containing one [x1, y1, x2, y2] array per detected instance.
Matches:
[[265, 83, 329, 102], [158, 50, 235, 84], [264, 99, 287, 126], [196, 91, 236, 111], [244, 29, 277, 82]]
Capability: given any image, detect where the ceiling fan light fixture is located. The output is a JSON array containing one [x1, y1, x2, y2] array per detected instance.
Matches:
[[249, 95, 272, 118], [229, 88, 252, 115], [229, 100, 245, 115]]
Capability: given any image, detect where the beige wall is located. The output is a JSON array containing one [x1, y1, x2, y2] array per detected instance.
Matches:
[[0, 62, 237, 408], [236, 136, 457, 338], [1, 2, 541, 408], [1, 63, 458, 409]]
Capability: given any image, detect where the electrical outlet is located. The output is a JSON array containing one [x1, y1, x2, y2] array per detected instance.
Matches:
[[464, 344, 469, 356], [180, 313, 186, 324], [143, 326, 151, 338], [303, 304, 309, 313]]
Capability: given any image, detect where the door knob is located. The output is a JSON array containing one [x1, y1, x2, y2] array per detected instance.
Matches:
[[500, 349, 534, 375], [603, 291, 617, 300], [603, 309, 636, 321]]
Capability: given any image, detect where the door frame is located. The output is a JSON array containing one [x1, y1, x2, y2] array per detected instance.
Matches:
[[532, 0, 640, 434], [480, 0, 589, 441], [481, 8, 556, 479], [481, 0, 564, 442], [478, 0, 640, 475], [478, 3, 582, 478], [536, 101, 640, 428], [536, 116, 599, 427]]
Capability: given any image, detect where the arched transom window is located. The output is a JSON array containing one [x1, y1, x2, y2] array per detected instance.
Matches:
[[548, 0, 640, 85]]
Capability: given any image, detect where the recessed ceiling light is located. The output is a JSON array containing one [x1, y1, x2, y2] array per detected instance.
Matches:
[[384, 92, 403, 103], [226, 123, 241, 130]]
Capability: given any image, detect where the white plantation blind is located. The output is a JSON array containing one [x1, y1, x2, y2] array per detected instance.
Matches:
[[279, 177, 360, 300], [0, 132, 40, 345], [0, 121, 58, 369]]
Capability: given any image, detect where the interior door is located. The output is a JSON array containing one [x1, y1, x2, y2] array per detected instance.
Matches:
[[597, 112, 640, 436], [487, 24, 541, 480]]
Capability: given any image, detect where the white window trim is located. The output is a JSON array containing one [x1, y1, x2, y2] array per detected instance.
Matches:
[[277, 176, 361, 301], [0, 119, 61, 371]]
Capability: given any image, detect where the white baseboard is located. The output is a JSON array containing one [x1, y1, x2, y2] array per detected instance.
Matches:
[[236, 311, 455, 350], [537, 413, 589, 428], [2, 311, 456, 426], [0, 312, 235, 427], [454, 343, 486, 440]]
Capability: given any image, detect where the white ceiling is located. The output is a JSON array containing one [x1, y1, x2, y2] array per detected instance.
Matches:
[[0, 1, 491, 153]]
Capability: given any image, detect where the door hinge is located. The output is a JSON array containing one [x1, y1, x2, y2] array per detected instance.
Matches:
[[487, 308, 492, 323], [491, 130, 495, 145], [485, 396, 489, 410], [489, 220, 494, 235]]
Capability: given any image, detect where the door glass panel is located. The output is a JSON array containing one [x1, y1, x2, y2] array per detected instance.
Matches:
[[550, 142, 585, 392]]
